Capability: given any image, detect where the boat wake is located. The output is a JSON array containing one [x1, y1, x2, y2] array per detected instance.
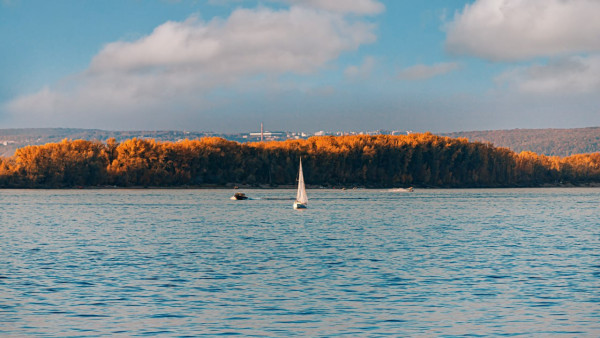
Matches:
[[387, 187, 414, 193]]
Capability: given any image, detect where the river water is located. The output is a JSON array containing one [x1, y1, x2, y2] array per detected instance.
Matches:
[[1, 188, 599, 336]]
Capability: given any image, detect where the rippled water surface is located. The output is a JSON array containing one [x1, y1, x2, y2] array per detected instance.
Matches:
[[1, 188, 599, 336]]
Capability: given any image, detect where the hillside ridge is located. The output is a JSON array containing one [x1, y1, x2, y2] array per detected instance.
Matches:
[[1, 127, 599, 158], [442, 127, 600, 157]]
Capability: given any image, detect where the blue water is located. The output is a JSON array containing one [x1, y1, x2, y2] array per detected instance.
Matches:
[[1, 188, 599, 336]]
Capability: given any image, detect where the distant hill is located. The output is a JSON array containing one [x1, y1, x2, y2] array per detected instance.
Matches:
[[1, 127, 600, 158], [0, 128, 235, 157], [442, 127, 600, 157]]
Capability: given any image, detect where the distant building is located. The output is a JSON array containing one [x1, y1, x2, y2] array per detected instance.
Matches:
[[249, 131, 285, 141]]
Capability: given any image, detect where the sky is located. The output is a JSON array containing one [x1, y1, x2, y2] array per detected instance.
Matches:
[[1, 0, 600, 133]]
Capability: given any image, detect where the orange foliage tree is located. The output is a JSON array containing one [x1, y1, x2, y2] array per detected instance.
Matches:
[[1, 133, 600, 188]]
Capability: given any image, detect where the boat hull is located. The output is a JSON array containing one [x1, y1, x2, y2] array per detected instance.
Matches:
[[293, 201, 307, 209]]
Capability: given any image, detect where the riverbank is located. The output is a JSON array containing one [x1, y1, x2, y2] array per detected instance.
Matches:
[[3, 181, 600, 190]]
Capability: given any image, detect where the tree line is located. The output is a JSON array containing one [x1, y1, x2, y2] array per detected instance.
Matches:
[[0, 133, 599, 188]]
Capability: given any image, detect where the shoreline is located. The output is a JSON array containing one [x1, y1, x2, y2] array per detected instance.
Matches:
[[2, 182, 600, 190]]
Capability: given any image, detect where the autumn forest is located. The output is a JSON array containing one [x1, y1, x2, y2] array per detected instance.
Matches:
[[0, 133, 599, 188]]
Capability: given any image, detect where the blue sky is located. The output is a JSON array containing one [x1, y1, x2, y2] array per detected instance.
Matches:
[[1, 0, 600, 133]]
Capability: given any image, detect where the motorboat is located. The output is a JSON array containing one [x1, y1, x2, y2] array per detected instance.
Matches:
[[230, 192, 249, 200]]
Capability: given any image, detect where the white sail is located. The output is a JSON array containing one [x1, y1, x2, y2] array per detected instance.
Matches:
[[296, 158, 308, 205]]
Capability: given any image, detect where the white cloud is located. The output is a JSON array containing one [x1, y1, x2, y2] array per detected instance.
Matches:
[[91, 8, 375, 75], [344, 56, 375, 79], [496, 55, 600, 94], [397, 62, 459, 81], [446, 0, 600, 61], [1, 0, 18, 6], [279, 0, 384, 15], [208, 0, 384, 14], [6, 7, 376, 127]]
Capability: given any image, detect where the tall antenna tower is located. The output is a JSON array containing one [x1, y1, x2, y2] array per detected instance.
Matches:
[[261, 122, 264, 142]]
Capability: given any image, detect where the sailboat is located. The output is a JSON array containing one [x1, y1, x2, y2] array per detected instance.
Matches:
[[293, 158, 308, 209]]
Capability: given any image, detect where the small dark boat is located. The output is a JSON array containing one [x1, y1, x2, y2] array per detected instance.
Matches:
[[230, 192, 249, 200]]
